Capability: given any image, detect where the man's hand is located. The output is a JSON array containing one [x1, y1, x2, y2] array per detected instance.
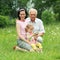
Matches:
[[38, 33, 44, 36]]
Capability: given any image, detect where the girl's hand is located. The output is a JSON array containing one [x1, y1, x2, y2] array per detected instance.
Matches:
[[32, 33, 36, 36], [26, 40, 31, 45]]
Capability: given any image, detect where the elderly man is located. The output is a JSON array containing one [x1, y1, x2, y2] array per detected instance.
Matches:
[[26, 8, 45, 43]]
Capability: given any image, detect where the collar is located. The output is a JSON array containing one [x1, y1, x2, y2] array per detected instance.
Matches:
[[29, 18, 37, 23]]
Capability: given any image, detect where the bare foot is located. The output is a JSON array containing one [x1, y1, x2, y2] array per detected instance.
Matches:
[[13, 46, 27, 52]]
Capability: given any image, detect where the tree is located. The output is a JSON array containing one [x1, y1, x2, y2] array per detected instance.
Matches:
[[0, 0, 28, 18], [34, 0, 60, 20], [54, 0, 60, 20], [0, 0, 13, 17]]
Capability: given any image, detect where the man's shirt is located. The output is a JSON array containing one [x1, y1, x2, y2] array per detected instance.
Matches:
[[26, 18, 45, 33]]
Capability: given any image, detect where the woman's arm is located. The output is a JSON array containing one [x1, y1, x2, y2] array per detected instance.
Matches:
[[16, 23, 31, 44]]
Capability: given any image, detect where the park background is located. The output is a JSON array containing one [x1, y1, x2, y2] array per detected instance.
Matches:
[[0, 0, 60, 60]]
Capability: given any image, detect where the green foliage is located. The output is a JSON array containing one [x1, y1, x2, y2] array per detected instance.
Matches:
[[54, 0, 60, 20], [18, 0, 28, 7], [10, 19, 16, 25], [0, 15, 16, 27], [0, 15, 10, 27], [0, 0, 13, 16], [0, 0, 60, 21], [41, 7, 56, 24], [34, 0, 56, 18], [34, 0, 60, 21], [0, 0, 28, 18]]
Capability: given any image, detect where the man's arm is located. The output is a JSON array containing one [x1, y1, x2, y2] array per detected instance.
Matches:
[[39, 20, 45, 36], [38, 32, 45, 36]]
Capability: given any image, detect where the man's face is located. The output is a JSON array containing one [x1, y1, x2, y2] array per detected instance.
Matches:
[[29, 11, 37, 22]]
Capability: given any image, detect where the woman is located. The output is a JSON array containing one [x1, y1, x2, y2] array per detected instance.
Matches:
[[15, 9, 33, 52]]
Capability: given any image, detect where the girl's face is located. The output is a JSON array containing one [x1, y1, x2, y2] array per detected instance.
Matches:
[[28, 28, 33, 33], [19, 11, 26, 20]]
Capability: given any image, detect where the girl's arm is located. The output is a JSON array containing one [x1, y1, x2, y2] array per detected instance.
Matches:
[[27, 33, 34, 40]]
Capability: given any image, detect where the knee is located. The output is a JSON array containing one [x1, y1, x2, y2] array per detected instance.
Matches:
[[37, 37, 43, 43]]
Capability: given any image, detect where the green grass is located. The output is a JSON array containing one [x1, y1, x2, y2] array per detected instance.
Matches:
[[0, 23, 60, 60]]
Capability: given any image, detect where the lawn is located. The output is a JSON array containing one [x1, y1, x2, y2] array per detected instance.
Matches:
[[0, 22, 60, 60]]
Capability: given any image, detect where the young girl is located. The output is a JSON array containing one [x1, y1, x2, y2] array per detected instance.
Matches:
[[25, 24, 43, 52]]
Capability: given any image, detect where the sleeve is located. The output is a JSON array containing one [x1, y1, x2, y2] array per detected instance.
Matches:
[[39, 20, 45, 33], [16, 20, 20, 24]]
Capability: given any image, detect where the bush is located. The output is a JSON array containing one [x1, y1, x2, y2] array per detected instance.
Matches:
[[0, 15, 16, 27], [9, 19, 16, 25], [41, 7, 56, 24], [0, 15, 10, 27]]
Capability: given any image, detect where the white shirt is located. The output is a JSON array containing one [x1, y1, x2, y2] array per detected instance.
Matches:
[[26, 17, 45, 33]]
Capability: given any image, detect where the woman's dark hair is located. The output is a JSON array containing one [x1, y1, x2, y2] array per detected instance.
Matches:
[[17, 8, 28, 20]]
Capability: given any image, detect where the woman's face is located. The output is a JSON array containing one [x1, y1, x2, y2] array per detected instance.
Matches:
[[19, 11, 26, 20], [29, 11, 36, 22]]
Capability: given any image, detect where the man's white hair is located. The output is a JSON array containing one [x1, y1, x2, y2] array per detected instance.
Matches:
[[29, 8, 38, 15]]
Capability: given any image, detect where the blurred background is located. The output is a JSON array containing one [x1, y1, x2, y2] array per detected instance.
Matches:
[[0, 0, 60, 27]]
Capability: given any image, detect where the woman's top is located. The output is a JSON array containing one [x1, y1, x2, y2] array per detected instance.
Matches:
[[16, 20, 27, 39]]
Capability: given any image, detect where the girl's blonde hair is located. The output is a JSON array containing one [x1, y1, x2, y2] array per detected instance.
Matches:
[[25, 24, 34, 32]]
